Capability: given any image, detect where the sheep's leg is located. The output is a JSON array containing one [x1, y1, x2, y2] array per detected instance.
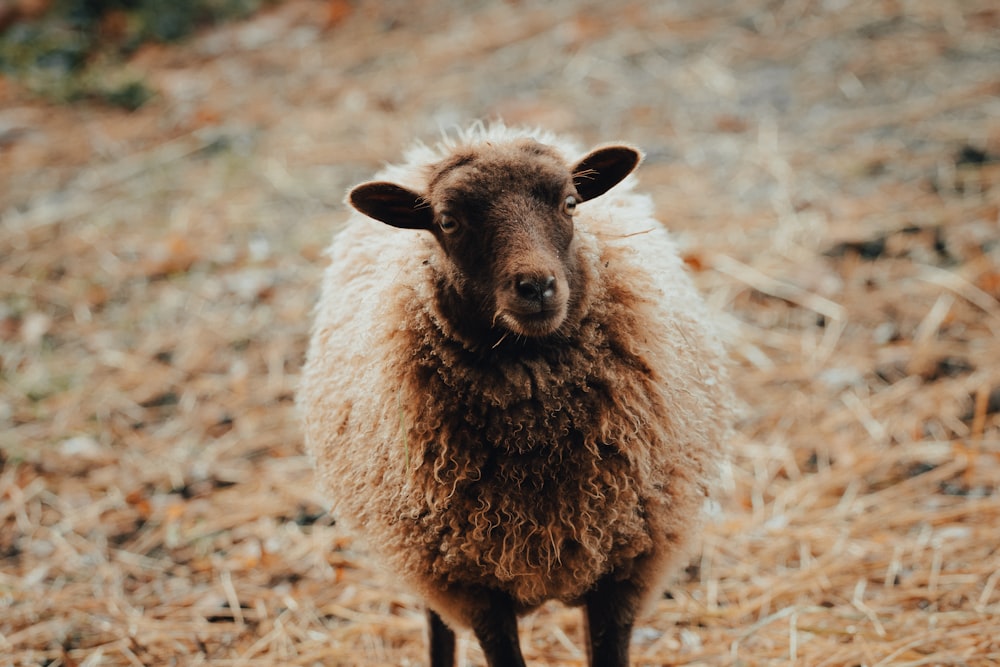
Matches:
[[469, 590, 527, 667], [584, 574, 641, 667], [428, 609, 456, 667]]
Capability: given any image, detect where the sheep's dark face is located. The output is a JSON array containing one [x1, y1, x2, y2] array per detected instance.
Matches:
[[349, 139, 640, 340]]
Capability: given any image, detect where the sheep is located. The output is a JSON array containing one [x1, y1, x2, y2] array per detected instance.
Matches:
[[299, 123, 732, 667]]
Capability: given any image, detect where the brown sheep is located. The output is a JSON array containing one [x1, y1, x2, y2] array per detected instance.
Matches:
[[299, 124, 732, 667]]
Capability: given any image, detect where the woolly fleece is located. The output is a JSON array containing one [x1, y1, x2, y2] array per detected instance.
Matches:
[[299, 124, 732, 629]]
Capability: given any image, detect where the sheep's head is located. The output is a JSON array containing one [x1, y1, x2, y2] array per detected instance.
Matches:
[[349, 139, 640, 339]]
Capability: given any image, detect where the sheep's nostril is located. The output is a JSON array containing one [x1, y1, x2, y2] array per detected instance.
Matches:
[[516, 279, 540, 301], [516, 276, 557, 303], [540, 276, 556, 300]]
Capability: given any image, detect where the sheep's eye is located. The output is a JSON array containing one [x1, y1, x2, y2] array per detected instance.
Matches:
[[563, 195, 578, 215], [438, 215, 459, 234]]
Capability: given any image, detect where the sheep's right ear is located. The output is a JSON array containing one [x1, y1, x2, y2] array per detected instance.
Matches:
[[348, 182, 433, 231]]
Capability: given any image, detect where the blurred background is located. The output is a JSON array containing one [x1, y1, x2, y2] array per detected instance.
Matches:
[[2, 1, 999, 665]]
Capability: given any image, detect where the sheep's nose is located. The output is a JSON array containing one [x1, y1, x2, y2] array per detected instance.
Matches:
[[515, 275, 557, 303]]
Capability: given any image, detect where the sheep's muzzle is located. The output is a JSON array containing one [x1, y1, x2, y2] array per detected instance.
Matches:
[[496, 269, 569, 338]]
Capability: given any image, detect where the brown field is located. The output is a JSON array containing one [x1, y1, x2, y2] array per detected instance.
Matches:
[[3, 1, 999, 665]]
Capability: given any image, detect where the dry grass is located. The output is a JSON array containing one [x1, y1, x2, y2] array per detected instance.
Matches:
[[2, 0, 999, 665]]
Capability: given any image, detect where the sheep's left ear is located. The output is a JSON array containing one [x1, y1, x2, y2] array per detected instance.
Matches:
[[572, 145, 643, 202]]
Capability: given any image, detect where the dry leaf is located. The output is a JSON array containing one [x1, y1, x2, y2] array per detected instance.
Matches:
[[143, 234, 200, 278]]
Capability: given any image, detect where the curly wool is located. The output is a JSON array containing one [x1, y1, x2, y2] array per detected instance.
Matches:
[[300, 124, 731, 624]]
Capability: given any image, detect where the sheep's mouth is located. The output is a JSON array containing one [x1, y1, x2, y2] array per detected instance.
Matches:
[[498, 307, 567, 338]]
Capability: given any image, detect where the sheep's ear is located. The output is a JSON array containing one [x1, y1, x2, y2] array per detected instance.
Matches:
[[348, 181, 433, 230], [572, 145, 642, 202]]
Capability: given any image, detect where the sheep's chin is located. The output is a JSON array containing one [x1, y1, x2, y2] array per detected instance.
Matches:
[[497, 308, 567, 338]]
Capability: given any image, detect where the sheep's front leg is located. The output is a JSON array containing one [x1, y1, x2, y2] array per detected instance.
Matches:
[[469, 590, 527, 667], [584, 574, 641, 667], [428, 609, 456, 667]]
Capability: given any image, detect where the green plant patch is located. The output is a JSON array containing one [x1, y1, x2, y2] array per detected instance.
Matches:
[[0, 0, 275, 109]]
